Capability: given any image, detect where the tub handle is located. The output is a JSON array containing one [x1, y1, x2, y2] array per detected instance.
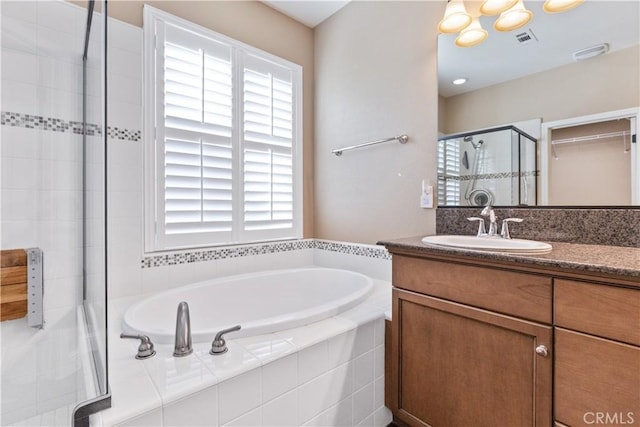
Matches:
[[120, 333, 156, 359], [210, 325, 242, 355]]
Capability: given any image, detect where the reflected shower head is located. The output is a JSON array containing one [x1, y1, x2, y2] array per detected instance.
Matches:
[[464, 135, 484, 149]]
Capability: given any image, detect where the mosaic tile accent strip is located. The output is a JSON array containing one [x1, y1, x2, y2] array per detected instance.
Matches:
[[106, 126, 141, 142], [439, 170, 538, 182], [1, 111, 140, 142], [141, 239, 314, 268], [141, 239, 391, 268], [314, 240, 392, 260]]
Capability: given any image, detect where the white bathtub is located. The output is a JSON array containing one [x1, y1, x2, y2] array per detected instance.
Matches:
[[122, 267, 374, 344]]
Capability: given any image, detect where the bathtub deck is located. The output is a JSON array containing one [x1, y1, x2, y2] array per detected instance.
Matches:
[[95, 278, 392, 426]]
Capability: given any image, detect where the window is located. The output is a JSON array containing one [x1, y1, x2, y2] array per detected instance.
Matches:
[[143, 7, 303, 251], [437, 138, 461, 205]]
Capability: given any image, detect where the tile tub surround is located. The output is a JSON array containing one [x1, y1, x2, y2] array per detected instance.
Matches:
[[111, 239, 392, 300], [96, 279, 392, 427], [436, 207, 640, 248]]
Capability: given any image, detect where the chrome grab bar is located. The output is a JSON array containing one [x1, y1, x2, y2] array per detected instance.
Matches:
[[332, 134, 409, 156]]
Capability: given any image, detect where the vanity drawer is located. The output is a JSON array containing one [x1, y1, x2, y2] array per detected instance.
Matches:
[[555, 279, 640, 346], [392, 255, 552, 324]]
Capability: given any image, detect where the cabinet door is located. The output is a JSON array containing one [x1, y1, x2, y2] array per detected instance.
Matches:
[[555, 328, 640, 427], [391, 288, 552, 427]]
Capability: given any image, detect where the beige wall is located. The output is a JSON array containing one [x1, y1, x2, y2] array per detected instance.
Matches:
[[547, 120, 632, 205], [442, 45, 640, 134], [314, 1, 443, 244], [104, 1, 316, 238]]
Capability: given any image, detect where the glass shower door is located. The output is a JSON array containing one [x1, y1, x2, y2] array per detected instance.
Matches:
[[0, 1, 109, 425]]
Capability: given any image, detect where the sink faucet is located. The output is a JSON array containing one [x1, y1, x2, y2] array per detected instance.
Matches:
[[480, 202, 498, 237], [174, 301, 193, 357]]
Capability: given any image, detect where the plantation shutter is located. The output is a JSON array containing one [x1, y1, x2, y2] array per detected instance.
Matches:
[[156, 23, 235, 247], [437, 139, 461, 205], [242, 54, 295, 238], [146, 8, 302, 251]]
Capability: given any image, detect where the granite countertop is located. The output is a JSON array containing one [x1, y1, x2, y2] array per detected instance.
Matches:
[[378, 236, 640, 282]]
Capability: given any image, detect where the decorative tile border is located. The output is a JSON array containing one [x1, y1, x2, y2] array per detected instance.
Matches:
[[141, 239, 391, 268], [439, 170, 538, 182], [1, 111, 140, 142], [314, 240, 392, 260], [106, 126, 141, 142]]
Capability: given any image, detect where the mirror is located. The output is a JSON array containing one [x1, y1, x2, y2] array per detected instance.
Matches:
[[437, 0, 640, 206]]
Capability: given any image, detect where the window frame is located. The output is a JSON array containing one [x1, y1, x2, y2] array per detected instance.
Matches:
[[143, 6, 303, 253]]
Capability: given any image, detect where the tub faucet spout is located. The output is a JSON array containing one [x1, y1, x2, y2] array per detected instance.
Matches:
[[173, 301, 193, 357]]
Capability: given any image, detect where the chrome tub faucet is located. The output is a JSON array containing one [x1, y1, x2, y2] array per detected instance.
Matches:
[[174, 301, 193, 357]]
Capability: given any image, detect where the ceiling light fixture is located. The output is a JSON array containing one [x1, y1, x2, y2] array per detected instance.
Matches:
[[480, 0, 518, 16], [494, 0, 533, 32], [438, 0, 473, 34], [441, 0, 583, 48], [455, 17, 488, 48], [453, 78, 468, 85], [543, 0, 584, 13]]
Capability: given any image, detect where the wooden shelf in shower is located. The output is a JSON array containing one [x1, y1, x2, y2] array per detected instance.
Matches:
[[1, 249, 28, 321]]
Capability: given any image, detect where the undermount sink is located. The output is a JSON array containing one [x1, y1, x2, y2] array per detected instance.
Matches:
[[422, 235, 552, 254]]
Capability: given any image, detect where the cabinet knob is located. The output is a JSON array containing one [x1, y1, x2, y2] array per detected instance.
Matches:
[[535, 345, 549, 357]]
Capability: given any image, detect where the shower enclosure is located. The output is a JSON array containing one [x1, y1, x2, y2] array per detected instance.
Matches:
[[0, 1, 109, 425], [437, 125, 537, 207]]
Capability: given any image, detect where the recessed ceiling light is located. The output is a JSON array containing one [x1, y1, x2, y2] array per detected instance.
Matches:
[[453, 78, 468, 85]]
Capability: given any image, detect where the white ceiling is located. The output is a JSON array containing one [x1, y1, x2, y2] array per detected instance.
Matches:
[[262, 0, 350, 28], [439, 0, 640, 97], [261, 1, 640, 98]]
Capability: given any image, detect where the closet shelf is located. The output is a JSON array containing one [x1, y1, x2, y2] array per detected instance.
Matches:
[[551, 130, 631, 145]]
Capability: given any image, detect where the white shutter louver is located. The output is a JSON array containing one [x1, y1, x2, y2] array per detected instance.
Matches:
[[145, 8, 301, 251], [160, 25, 234, 239], [242, 55, 295, 233], [437, 139, 461, 205]]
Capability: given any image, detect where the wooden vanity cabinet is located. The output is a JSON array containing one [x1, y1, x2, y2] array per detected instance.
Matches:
[[390, 254, 553, 427], [554, 279, 640, 427], [388, 252, 640, 427]]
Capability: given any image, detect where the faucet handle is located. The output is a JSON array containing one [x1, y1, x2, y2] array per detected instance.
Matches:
[[210, 325, 242, 355], [120, 333, 156, 359], [467, 217, 487, 237], [501, 218, 524, 239]]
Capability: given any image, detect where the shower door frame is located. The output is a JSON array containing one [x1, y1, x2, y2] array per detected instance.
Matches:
[[73, 0, 111, 425]]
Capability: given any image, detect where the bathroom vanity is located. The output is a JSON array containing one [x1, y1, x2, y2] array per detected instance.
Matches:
[[379, 237, 640, 427]]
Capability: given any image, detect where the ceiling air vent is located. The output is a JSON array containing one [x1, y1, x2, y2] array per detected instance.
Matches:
[[573, 43, 609, 61], [514, 29, 538, 45]]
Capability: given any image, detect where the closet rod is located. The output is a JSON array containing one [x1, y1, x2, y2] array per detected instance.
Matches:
[[551, 130, 631, 145]]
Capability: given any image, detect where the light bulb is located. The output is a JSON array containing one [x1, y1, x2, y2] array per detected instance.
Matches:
[[543, 0, 584, 13], [480, 0, 518, 16], [438, 0, 473, 34], [494, 0, 533, 32], [455, 18, 488, 48]]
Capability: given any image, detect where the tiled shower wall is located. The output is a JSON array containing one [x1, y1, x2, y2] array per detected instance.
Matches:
[[1, 1, 88, 423]]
